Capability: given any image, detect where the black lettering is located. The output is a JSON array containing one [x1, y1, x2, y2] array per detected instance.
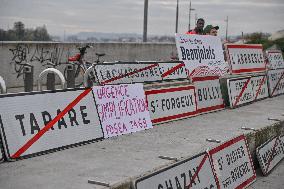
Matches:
[[165, 180, 173, 189], [57, 109, 67, 129], [30, 113, 40, 135], [150, 101, 156, 113], [181, 173, 186, 189], [180, 47, 186, 60], [15, 114, 26, 136], [80, 106, 90, 124], [68, 108, 79, 126], [158, 184, 164, 189], [41, 111, 54, 130], [175, 176, 182, 189]]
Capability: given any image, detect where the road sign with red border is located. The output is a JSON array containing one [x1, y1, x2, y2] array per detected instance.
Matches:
[[145, 84, 197, 124], [209, 135, 256, 189], [227, 75, 268, 108], [192, 76, 225, 114], [0, 88, 103, 160], [256, 135, 284, 175], [135, 152, 218, 189], [226, 44, 266, 74], [267, 69, 284, 97], [266, 50, 284, 70]]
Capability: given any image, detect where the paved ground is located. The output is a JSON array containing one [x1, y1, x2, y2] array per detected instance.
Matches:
[[0, 95, 284, 189], [248, 160, 284, 189]]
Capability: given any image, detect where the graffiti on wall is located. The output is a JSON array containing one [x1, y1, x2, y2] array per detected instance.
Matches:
[[9, 44, 70, 78]]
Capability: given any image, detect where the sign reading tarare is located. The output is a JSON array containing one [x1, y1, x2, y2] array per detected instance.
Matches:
[[0, 89, 103, 160]]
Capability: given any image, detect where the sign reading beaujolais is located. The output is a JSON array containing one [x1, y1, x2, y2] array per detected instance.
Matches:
[[256, 135, 284, 175], [135, 152, 218, 189], [158, 62, 188, 80], [95, 63, 162, 85], [227, 75, 268, 108], [145, 84, 197, 124], [175, 34, 229, 77], [209, 135, 256, 189], [266, 50, 284, 70], [0, 89, 103, 160], [93, 83, 153, 138], [267, 69, 284, 97], [192, 76, 224, 114], [226, 44, 266, 74]]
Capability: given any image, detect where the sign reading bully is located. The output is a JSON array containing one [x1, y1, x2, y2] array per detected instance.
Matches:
[[175, 34, 229, 77]]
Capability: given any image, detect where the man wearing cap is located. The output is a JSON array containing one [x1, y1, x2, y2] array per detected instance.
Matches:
[[204, 25, 219, 36]]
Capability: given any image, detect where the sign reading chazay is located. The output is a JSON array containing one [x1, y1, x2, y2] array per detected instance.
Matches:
[[175, 34, 229, 77]]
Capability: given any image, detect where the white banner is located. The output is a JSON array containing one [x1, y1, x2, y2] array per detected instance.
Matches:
[[145, 85, 197, 124], [256, 135, 284, 175], [158, 62, 188, 80], [95, 63, 162, 85], [227, 75, 268, 108], [175, 34, 229, 77], [192, 76, 224, 114], [0, 89, 103, 160], [267, 69, 284, 97], [209, 135, 256, 189], [226, 44, 266, 74], [266, 50, 284, 70], [135, 152, 218, 189], [93, 83, 153, 138]]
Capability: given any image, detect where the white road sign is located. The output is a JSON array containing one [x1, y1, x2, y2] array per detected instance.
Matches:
[[267, 69, 284, 97], [266, 50, 284, 70], [226, 44, 266, 74], [135, 152, 218, 189], [192, 76, 224, 114], [256, 135, 284, 175], [158, 62, 188, 80], [175, 34, 229, 77], [93, 83, 153, 138], [145, 84, 197, 124], [0, 89, 103, 160], [209, 135, 256, 189], [227, 75, 268, 108], [95, 63, 162, 85]]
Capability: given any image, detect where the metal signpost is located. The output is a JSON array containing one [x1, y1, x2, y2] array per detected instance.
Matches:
[[256, 135, 284, 175], [135, 152, 218, 189], [145, 84, 197, 124], [0, 89, 103, 160], [209, 135, 256, 189]]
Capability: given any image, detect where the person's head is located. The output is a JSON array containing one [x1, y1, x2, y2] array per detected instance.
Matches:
[[204, 25, 219, 36], [196, 18, 205, 33]]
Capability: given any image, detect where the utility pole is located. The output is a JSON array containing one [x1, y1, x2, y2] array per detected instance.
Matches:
[[188, 1, 195, 31], [143, 0, 148, 42], [225, 16, 229, 41], [175, 0, 179, 33]]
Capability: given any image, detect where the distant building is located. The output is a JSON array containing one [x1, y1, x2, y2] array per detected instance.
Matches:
[[269, 30, 284, 41]]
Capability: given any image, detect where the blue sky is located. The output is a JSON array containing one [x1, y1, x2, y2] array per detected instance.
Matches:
[[0, 0, 283, 37]]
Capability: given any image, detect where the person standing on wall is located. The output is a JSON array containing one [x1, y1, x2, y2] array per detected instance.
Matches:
[[186, 18, 205, 35]]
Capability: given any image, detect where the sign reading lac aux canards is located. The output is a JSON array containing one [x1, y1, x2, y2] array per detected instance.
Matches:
[[93, 83, 153, 138]]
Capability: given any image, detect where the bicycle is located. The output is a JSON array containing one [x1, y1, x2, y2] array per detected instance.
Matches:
[[64, 45, 105, 87]]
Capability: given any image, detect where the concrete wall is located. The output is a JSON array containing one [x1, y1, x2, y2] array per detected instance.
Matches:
[[0, 42, 177, 89]]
